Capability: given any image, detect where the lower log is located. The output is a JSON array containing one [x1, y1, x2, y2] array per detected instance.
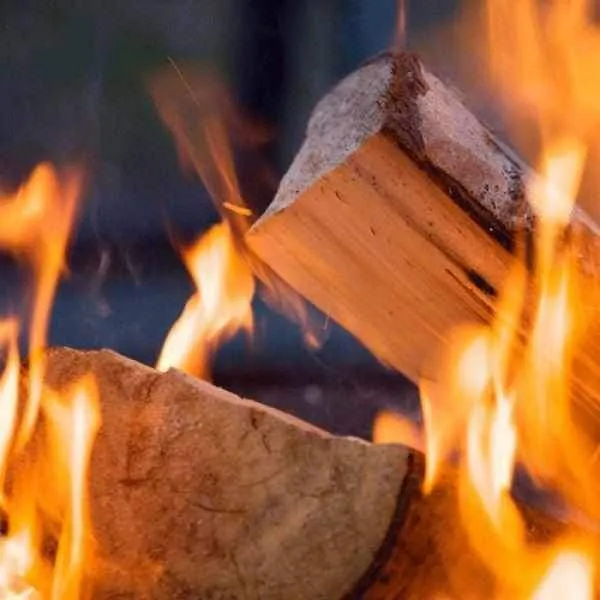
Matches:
[[31, 348, 409, 599], [11, 348, 575, 598]]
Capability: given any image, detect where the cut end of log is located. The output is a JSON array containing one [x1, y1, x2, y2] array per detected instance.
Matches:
[[38, 348, 409, 599]]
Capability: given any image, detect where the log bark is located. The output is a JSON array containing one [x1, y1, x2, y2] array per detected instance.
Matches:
[[32, 347, 409, 599], [246, 52, 600, 430]]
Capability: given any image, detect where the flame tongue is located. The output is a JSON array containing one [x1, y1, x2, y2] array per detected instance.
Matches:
[[0, 164, 101, 599], [45, 376, 100, 600], [150, 61, 322, 378], [0, 163, 81, 451], [156, 221, 255, 379]]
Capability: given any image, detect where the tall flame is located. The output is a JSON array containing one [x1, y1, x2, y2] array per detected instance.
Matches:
[[150, 65, 257, 378], [45, 376, 100, 600], [156, 221, 254, 378], [376, 0, 600, 597], [151, 62, 321, 379], [0, 163, 81, 449], [0, 164, 100, 599]]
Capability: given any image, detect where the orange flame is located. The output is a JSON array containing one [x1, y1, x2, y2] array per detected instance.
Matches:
[[150, 61, 322, 368], [44, 375, 100, 600], [157, 221, 255, 378], [149, 61, 265, 239], [372, 410, 423, 453], [376, 0, 600, 597], [0, 163, 81, 449], [0, 164, 100, 599], [0, 374, 101, 600]]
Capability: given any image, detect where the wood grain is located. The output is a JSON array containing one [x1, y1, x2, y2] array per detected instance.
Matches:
[[247, 52, 600, 431]]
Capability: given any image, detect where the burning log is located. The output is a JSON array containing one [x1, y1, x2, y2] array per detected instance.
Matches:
[[31, 347, 409, 599], [9, 348, 577, 599], [246, 52, 600, 430]]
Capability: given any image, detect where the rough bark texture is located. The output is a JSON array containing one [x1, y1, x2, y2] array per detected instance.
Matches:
[[259, 53, 530, 239], [247, 52, 600, 431], [37, 347, 408, 600]]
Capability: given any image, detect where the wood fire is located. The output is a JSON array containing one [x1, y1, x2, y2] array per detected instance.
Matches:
[[0, 0, 599, 598]]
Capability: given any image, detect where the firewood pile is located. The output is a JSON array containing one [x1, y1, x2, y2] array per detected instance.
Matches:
[[13, 50, 596, 599]]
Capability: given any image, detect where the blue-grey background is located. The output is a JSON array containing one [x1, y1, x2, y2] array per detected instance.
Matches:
[[0, 1, 462, 438]]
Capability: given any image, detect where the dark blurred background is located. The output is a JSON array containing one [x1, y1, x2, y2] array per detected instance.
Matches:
[[0, 0, 462, 438]]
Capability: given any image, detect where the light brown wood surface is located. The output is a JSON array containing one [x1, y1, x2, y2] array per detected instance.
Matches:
[[20, 348, 409, 599], [247, 52, 600, 430]]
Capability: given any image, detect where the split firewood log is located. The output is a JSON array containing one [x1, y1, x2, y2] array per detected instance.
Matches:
[[246, 52, 600, 433], [7, 348, 571, 599], [33, 347, 409, 599]]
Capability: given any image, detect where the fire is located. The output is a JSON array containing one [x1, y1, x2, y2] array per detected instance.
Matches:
[[0, 164, 101, 599], [150, 64, 258, 379], [156, 221, 255, 379], [150, 61, 321, 378], [376, 0, 600, 597], [1, 375, 101, 600], [0, 163, 81, 450], [0, 321, 22, 495], [1, 3, 600, 598], [0, 533, 39, 599], [532, 551, 593, 600], [44, 376, 100, 600]]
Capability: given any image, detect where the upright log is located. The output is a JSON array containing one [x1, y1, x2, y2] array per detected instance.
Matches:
[[246, 52, 600, 428]]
